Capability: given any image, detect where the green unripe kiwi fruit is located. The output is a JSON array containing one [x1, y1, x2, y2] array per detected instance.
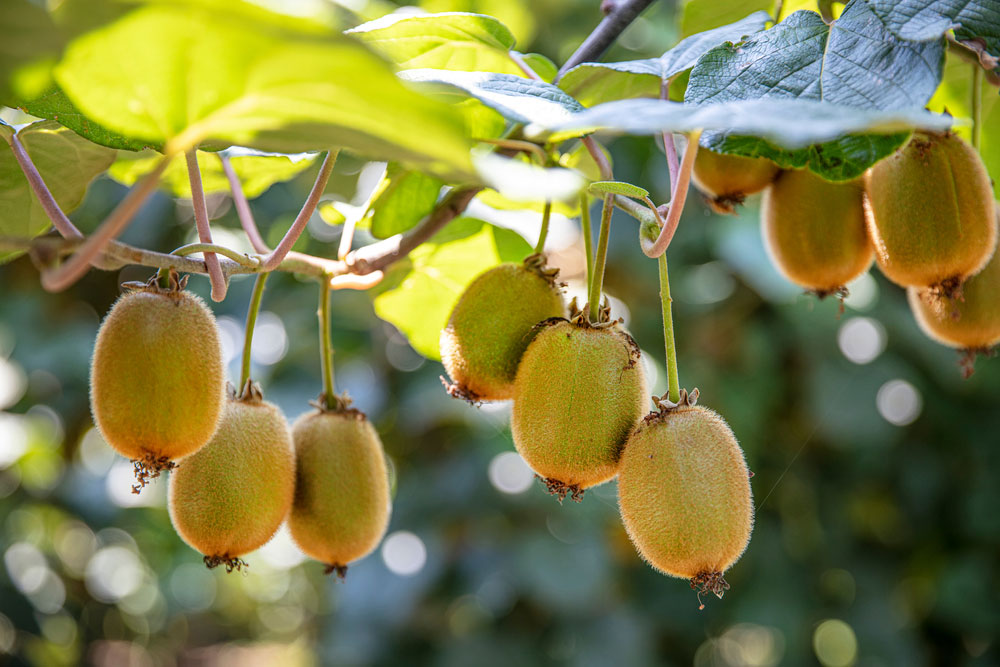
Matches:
[[908, 215, 1000, 357], [90, 284, 225, 484], [864, 132, 997, 292], [618, 401, 753, 602], [168, 387, 296, 571], [692, 148, 780, 214], [441, 259, 565, 402], [762, 169, 873, 296], [288, 408, 391, 577], [511, 318, 647, 500]]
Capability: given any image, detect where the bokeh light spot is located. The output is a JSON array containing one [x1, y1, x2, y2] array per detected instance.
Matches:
[[837, 317, 886, 364], [488, 452, 534, 495], [876, 379, 922, 426], [813, 619, 858, 667], [381, 531, 426, 576]]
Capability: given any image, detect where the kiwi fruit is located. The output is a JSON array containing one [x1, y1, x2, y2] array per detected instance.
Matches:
[[511, 313, 647, 501], [864, 131, 997, 294], [692, 148, 779, 214], [440, 256, 565, 402], [288, 406, 391, 577], [908, 215, 1000, 375], [618, 394, 753, 605], [90, 279, 225, 489], [762, 169, 873, 297], [168, 383, 296, 571]]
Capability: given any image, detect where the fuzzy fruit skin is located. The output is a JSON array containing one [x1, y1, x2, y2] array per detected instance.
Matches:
[[90, 289, 225, 462], [618, 405, 753, 579], [168, 397, 296, 559], [288, 410, 391, 568], [908, 233, 1000, 349], [762, 169, 872, 292], [864, 132, 997, 288], [511, 320, 647, 490], [692, 149, 779, 203], [441, 263, 565, 401]]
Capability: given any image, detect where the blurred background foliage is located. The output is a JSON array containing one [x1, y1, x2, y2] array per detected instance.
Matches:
[[1, 0, 1000, 665]]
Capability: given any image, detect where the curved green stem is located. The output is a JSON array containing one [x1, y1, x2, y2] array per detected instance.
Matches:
[[580, 193, 594, 292], [658, 253, 680, 403], [534, 201, 552, 255], [588, 196, 614, 322], [972, 63, 983, 150], [240, 272, 269, 389], [157, 242, 260, 285], [318, 276, 336, 408]]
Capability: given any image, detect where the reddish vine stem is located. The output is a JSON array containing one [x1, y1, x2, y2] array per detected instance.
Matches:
[[555, 0, 656, 81], [40, 155, 171, 293], [640, 129, 700, 258], [186, 150, 227, 301], [218, 153, 269, 254], [260, 150, 338, 271], [7, 133, 83, 240]]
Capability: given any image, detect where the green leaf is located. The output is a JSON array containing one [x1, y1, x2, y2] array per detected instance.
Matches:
[[53, 2, 475, 180], [107, 149, 316, 199], [474, 152, 585, 202], [559, 11, 771, 106], [0, 0, 62, 103], [401, 69, 584, 127], [369, 164, 444, 239], [683, 1, 946, 179], [346, 11, 527, 75], [520, 53, 558, 82], [19, 87, 157, 152], [866, 0, 999, 68], [0, 120, 116, 262], [588, 181, 650, 198], [372, 217, 531, 359]]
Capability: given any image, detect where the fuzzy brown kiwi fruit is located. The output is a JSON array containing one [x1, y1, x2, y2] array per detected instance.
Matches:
[[511, 313, 647, 501], [864, 131, 997, 294], [908, 213, 1000, 375], [692, 148, 780, 214], [440, 256, 565, 403], [168, 384, 296, 572], [90, 280, 225, 488], [762, 169, 873, 297], [288, 406, 391, 577], [618, 394, 753, 605]]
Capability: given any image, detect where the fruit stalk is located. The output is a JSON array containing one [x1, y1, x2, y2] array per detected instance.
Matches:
[[581, 193, 594, 292], [318, 276, 337, 409], [534, 201, 553, 255], [186, 150, 227, 302], [658, 253, 680, 404], [588, 195, 614, 322], [241, 272, 270, 390]]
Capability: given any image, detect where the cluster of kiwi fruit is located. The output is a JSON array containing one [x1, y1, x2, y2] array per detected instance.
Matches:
[[693, 131, 1000, 374], [89, 272, 391, 576], [440, 254, 754, 604]]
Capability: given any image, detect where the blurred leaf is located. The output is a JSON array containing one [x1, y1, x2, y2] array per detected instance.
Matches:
[[473, 152, 585, 202], [681, 0, 773, 36], [372, 217, 530, 358], [560, 11, 770, 106], [0, 0, 62, 103], [866, 0, 999, 68], [19, 86, 156, 152], [369, 165, 444, 239], [347, 11, 528, 76], [520, 53, 558, 82], [0, 120, 116, 262], [53, 1, 476, 179], [401, 69, 583, 127], [107, 149, 316, 199], [588, 181, 649, 198]]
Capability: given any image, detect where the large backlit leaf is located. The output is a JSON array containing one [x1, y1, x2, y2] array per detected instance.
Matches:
[[372, 217, 531, 359], [53, 2, 475, 179], [473, 152, 585, 203], [0, 120, 116, 261], [107, 149, 316, 199], [0, 0, 63, 103], [865, 0, 999, 68], [369, 164, 444, 239], [401, 70, 584, 127], [684, 0, 946, 179], [347, 12, 527, 75], [680, 0, 773, 37], [559, 12, 771, 106], [20, 87, 157, 152]]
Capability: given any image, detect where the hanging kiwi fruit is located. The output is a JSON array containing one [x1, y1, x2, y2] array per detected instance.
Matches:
[[692, 148, 779, 214]]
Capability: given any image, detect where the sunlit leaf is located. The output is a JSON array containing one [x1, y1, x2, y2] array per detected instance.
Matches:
[[0, 120, 116, 262], [369, 164, 444, 239], [0, 0, 62, 103], [53, 1, 475, 179], [372, 217, 531, 359], [473, 152, 585, 202], [19, 87, 157, 152]]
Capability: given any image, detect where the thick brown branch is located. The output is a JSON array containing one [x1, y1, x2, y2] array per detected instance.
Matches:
[[555, 0, 657, 81]]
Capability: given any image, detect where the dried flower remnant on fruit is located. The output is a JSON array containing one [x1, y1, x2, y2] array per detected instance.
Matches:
[[692, 149, 779, 214]]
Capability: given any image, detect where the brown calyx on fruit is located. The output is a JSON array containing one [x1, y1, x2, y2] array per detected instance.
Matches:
[[131, 452, 178, 494], [703, 193, 746, 215], [537, 475, 584, 503], [310, 391, 364, 419], [440, 375, 483, 406], [567, 297, 619, 329], [959, 346, 996, 379], [690, 570, 730, 610], [523, 253, 561, 284], [925, 275, 965, 302], [324, 563, 349, 579], [203, 555, 249, 573], [122, 267, 189, 299], [642, 388, 700, 425]]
